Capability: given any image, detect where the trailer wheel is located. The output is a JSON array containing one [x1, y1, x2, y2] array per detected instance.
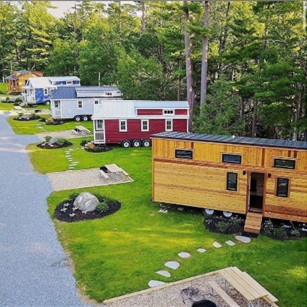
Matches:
[[132, 139, 141, 147], [203, 208, 215, 216], [142, 139, 151, 147], [121, 140, 131, 148], [82, 115, 89, 121], [222, 211, 233, 218], [74, 115, 82, 122]]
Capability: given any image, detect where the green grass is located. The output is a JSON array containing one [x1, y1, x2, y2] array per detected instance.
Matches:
[[0, 82, 8, 93], [8, 116, 93, 135], [29, 143, 307, 306], [0, 102, 15, 111]]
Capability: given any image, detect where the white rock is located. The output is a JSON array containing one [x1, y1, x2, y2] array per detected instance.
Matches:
[[158, 209, 168, 214], [213, 242, 222, 248], [225, 240, 235, 246], [178, 252, 191, 259], [156, 270, 171, 278], [235, 235, 251, 243], [164, 261, 180, 270], [73, 192, 99, 212], [197, 248, 206, 253], [148, 280, 165, 288]]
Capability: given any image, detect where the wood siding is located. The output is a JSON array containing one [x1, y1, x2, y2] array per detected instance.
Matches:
[[152, 138, 307, 222], [137, 109, 163, 115]]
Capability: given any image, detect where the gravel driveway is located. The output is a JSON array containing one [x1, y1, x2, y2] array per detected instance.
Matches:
[[0, 114, 87, 306]]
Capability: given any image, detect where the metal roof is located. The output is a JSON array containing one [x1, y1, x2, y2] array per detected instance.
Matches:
[[76, 86, 120, 92], [50, 87, 77, 99], [151, 131, 307, 150], [135, 100, 189, 108]]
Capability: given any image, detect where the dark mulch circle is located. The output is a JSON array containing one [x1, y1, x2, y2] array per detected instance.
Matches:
[[14, 115, 41, 121], [80, 140, 113, 153], [54, 199, 121, 222], [37, 141, 72, 149]]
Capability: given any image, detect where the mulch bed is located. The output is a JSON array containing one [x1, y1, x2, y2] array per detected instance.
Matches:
[[14, 116, 41, 121], [37, 142, 72, 149], [54, 199, 121, 222]]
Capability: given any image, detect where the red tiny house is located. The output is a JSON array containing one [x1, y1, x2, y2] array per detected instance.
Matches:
[[92, 100, 189, 147]]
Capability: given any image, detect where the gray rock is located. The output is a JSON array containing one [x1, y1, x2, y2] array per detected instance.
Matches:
[[73, 192, 99, 212], [225, 240, 235, 246], [213, 242, 222, 248], [197, 248, 206, 253], [235, 235, 251, 243], [178, 252, 191, 259], [148, 280, 165, 288], [164, 261, 180, 270], [156, 270, 171, 278]]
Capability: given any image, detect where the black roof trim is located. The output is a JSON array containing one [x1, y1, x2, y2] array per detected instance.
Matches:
[[151, 131, 307, 150]]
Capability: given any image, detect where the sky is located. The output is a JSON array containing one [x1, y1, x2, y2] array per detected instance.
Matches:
[[49, 1, 77, 18]]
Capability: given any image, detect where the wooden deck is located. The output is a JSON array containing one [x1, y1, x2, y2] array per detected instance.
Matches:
[[244, 212, 263, 234]]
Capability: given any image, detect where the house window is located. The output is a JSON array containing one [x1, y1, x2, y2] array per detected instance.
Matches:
[[165, 119, 173, 131], [175, 149, 193, 159], [94, 100, 99, 105], [105, 92, 112, 96], [66, 81, 72, 85], [54, 100, 60, 108], [163, 109, 174, 115], [44, 88, 48, 95], [227, 172, 238, 191], [78, 101, 83, 109], [119, 120, 127, 132], [222, 154, 242, 164], [96, 120, 103, 130], [276, 178, 289, 197], [141, 120, 149, 131], [274, 159, 295, 169]]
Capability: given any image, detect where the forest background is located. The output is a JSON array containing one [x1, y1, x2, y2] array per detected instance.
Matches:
[[0, 1, 306, 140]]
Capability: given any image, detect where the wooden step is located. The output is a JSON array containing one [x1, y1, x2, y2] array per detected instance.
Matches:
[[244, 212, 263, 234]]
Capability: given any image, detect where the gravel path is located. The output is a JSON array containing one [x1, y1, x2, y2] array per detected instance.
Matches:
[[0, 114, 87, 306]]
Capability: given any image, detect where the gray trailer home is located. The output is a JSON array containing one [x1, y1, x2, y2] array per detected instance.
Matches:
[[50, 86, 123, 121]]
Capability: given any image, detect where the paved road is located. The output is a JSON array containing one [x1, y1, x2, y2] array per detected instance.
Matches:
[[0, 114, 86, 306]]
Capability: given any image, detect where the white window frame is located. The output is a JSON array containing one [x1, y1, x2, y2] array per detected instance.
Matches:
[[66, 81, 73, 85], [96, 120, 104, 130], [165, 119, 173, 131], [141, 120, 149, 132], [44, 88, 48, 96], [119, 120, 127, 132], [54, 100, 60, 108], [78, 101, 83, 109], [163, 109, 174, 116]]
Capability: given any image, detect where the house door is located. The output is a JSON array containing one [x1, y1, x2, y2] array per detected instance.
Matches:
[[54, 100, 61, 118], [247, 172, 265, 212]]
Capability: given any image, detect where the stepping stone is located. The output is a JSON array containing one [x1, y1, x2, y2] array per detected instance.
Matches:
[[213, 242, 222, 248], [164, 261, 180, 270], [158, 209, 168, 214], [156, 270, 171, 278], [178, 252, 191, 259], [197, 248, 206, 253], [148, 280, 165, 288], [235, 235, 251, 243], [225, 240, 235, 246]]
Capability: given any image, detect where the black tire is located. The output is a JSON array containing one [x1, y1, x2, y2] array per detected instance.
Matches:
[[132, 139, 141, 147], [121, 140, 131, 148], [142, 139, 151, 147], [74, 115, 81, 122], [82, 115, 89, 121]]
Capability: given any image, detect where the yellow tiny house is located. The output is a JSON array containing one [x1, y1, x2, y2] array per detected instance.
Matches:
[[152, 132, 307, 233]]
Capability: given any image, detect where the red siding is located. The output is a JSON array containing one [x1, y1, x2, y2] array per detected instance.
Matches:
[[105, 119, 188, 144], [175, 109, 188, 115], [137, 109, 162, 115]]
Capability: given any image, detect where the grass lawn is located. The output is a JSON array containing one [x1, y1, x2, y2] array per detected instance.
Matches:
[[0, 102, 15, 111], [0, 82, 8, 93], [26, 139, 307, 306], [8, 116, 93, 135]]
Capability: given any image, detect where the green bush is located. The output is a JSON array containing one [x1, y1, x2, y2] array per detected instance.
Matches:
[[96, 202, 109, 213], [56, 138, 69, 146], [68, 192, 79, 200], [273, 227, 288, 240], [204, 215, 244, 234], [44, 135, 52, 143]]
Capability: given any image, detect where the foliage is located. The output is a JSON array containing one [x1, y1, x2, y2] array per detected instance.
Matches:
[[68, 192, 79, 201], [56, 138, 69, 146], [204, 215, 244, 234], [44, 135, 52, 143], [0, 83, 8, 94], [96, 202, 109, 213]]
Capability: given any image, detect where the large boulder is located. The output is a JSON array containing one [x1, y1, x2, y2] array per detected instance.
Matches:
[[73, 192, 99, 212]]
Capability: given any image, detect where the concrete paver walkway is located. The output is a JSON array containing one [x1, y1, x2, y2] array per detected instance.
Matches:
[[0, 114, 86, 306]]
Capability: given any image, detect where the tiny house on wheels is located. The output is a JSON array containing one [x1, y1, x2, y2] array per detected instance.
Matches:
[[151, 131, 307, 233], [92, 100, 189, 147], [50, 86, 122, 121], [22, 76, 80, 104]]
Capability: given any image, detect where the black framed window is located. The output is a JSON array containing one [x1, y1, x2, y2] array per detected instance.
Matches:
[[227, 172, 238, 191], [222, 154, 242, 164], [276, 178, 289, 197], [274, 159, 295, 169], [175, 149, 193, 159]]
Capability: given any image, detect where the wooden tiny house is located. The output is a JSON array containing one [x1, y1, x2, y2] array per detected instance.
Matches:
[[151, 132, 307, 233]]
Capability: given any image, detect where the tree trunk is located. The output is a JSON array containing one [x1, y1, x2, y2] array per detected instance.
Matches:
[[183, 1, 195, 131], [141, 2, 146, 34], [251, 100, 258, 137], [200, 1, 209, 110]]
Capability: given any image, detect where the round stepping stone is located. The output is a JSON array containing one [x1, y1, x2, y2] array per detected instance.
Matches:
[[213, 242, 222, 248], [197, 248, 206, 253], [164, 261, 180, 270], [156, 270, 171, 278], [148, 280, 165, 288], [178, 252, 191, 259], [235, 235, 251, 243], [226, 240, 235, 246]]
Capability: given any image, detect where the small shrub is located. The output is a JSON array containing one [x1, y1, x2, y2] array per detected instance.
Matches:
[[204, 215, 244, 234], [56, 138, 68, 146], [215, 221, 229, 233], [68, 192, 79, 200], [44, 136, 52, 143], [290, 229, 300, 237], [80, 139, 91, 146], [262, 220, 274, 237], [96, 202, 109, 213], [272, 227, 288, 240], [17, 112, 24, 118]]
